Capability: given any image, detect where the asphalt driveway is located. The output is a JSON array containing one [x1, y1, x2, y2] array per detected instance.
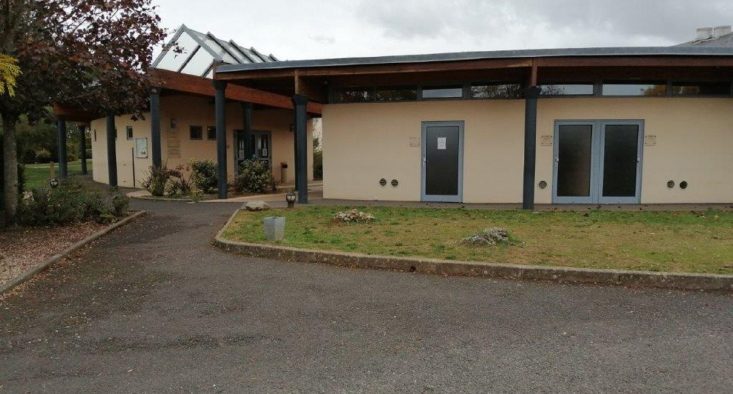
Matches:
[[1, 200, 731, 392]]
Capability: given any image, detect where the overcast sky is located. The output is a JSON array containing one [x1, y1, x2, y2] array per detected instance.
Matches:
[[153, 0, 733, 60]]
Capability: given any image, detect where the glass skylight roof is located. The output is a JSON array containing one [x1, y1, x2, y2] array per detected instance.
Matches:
[[152, 24, 277, 78]]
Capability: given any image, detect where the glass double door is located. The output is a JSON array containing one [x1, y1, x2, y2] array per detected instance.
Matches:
[[235, 130, 272, 171], [553, 121, 643, 204]]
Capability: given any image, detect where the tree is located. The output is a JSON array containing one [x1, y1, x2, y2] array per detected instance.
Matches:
[[1, 0, 165, 224], [0, 54, 20, 96]]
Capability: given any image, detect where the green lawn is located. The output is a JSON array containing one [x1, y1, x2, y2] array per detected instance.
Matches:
[[24, 160, 92, 190], [221, 206, 733, 275]]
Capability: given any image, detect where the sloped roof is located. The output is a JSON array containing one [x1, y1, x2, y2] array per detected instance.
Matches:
[[678, 32, 733, 47], [152, 24, 277, 79], [217, 46, 733, 73]]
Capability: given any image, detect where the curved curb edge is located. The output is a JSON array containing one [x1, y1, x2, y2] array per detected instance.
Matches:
[[0, 210, 147, 295], [213, 209, 733, 292]]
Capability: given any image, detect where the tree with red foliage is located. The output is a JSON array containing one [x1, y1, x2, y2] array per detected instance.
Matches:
[[1, 0, 165, 224]]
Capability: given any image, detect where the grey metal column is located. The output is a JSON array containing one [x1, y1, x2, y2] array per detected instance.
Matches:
[[214, 80, 228, 199], [242, 102, 253, 159], [522, 86, 541, 210], [79, 124, 88, 175], [106, 114, 117, 187], [292, 95, 308, 203], [56, 118, 68, 178], [150, 88, 162, 169]]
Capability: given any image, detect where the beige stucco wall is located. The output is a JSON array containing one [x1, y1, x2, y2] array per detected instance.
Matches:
[[91, 94, 314, 189], [536, 98, 733, 204], [323, 97, 733, 204]]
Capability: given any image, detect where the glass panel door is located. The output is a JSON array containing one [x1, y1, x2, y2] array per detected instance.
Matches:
[[554, 124, 595, 203], [553, 121, 643, 204], [600, 123, 641, 203]]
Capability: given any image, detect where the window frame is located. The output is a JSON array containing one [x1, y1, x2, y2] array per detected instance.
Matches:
[[189, 125, 203, 140], [206, 126, 216, 140]]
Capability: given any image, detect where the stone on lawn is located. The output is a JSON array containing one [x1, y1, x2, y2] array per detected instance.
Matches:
[[244, 200, 270, 211], [462, 227, 511, 246]]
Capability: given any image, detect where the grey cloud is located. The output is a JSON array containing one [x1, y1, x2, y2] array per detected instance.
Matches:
[[356, 0, 733, 44]]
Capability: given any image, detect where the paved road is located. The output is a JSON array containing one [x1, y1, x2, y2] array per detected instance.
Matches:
[[1, 200, 731, 393]]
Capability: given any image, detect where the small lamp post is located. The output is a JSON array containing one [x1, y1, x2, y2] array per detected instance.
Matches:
[[49, 178, 60, 189], [285, 191, 296, 208]]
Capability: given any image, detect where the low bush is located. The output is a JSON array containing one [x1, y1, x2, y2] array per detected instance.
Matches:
[[190, 160, 217, 194], [35, 149, 52, 163], [142, 166, 169, 196], [235, 159, 274, 193], [165, 165, 191, 197], [18, 180, 129, 226], [141, 164, 192, 197]]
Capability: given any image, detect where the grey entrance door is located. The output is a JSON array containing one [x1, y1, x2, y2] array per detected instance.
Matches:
[[421, 121, 464, 202], [553, 120, 643, 204]]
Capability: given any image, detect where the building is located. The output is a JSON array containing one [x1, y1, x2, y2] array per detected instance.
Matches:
[[84, 25, 317, 194], [65, 25, 733, 207], [213, 27, 733, 207]]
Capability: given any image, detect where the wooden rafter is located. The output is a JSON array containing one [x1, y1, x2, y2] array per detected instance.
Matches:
[[150, 69, 322, 115]]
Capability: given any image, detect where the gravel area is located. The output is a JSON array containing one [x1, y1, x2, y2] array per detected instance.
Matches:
[[0, 222, 106, 286]]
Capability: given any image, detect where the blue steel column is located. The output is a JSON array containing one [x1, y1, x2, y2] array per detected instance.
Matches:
[[292, 95, 308, 203], [106, 114, 117, 187], [522, 86, 541, 210], [150, 88, 162, 169], [56, 118, 68, 178], [79, 124, 88, 175], [214, 80, 228, 199]]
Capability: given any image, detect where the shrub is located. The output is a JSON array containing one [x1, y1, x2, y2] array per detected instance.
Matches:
[[165, 165, 192, 197], [235, 159, 274, 193], [18, 180, 129, 226], [35, 148, 52, 163], [142, 165, 170, 196], [313, 150, 323, 180], [21, 148, 37, 164], [190, 160, 217, 194]]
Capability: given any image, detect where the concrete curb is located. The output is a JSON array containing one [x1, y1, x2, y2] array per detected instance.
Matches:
[[0, 211, 147, 295], [213, 209, 733, 292]]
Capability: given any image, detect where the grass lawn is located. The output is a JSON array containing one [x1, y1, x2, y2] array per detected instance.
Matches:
[[24, 160, 92, 190], [221, 206, 733, 275]]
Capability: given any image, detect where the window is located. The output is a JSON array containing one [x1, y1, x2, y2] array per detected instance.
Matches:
[[375, 87, 418, 102], [602, 82, 666, 96], [421, 86, 463, 99], [207, 126, 216, 140], [539, 84, 594, 96], [126, 126, 133, 140], [333, 87, 373, 103], [671, 82, 731, 96], [470, 83, 523, 99], [189, 125, 203, 140]]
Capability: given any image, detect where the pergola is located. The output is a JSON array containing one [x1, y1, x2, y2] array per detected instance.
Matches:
[[53, 25, 322, 201]]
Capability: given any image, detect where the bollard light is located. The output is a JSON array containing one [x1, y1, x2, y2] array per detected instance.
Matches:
[[285, 191, 296, 208], [49, 178, 59, 188]]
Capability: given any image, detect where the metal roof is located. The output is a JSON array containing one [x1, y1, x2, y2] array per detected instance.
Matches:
[[152, 24, 277, 79], [217, 46, 733, 73]]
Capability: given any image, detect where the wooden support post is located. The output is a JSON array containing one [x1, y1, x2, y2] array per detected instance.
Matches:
[[106, 114, 117, 188], [150, 88, 162, 169], [292, 95, 309, 203], [56, 118, 68, 178], [214, 80, 228, 199]]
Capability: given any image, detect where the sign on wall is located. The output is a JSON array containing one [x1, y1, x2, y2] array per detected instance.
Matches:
[[135, 137, 149, 158], [540, 135, 553, 146], [644, 135, 657, 146]]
